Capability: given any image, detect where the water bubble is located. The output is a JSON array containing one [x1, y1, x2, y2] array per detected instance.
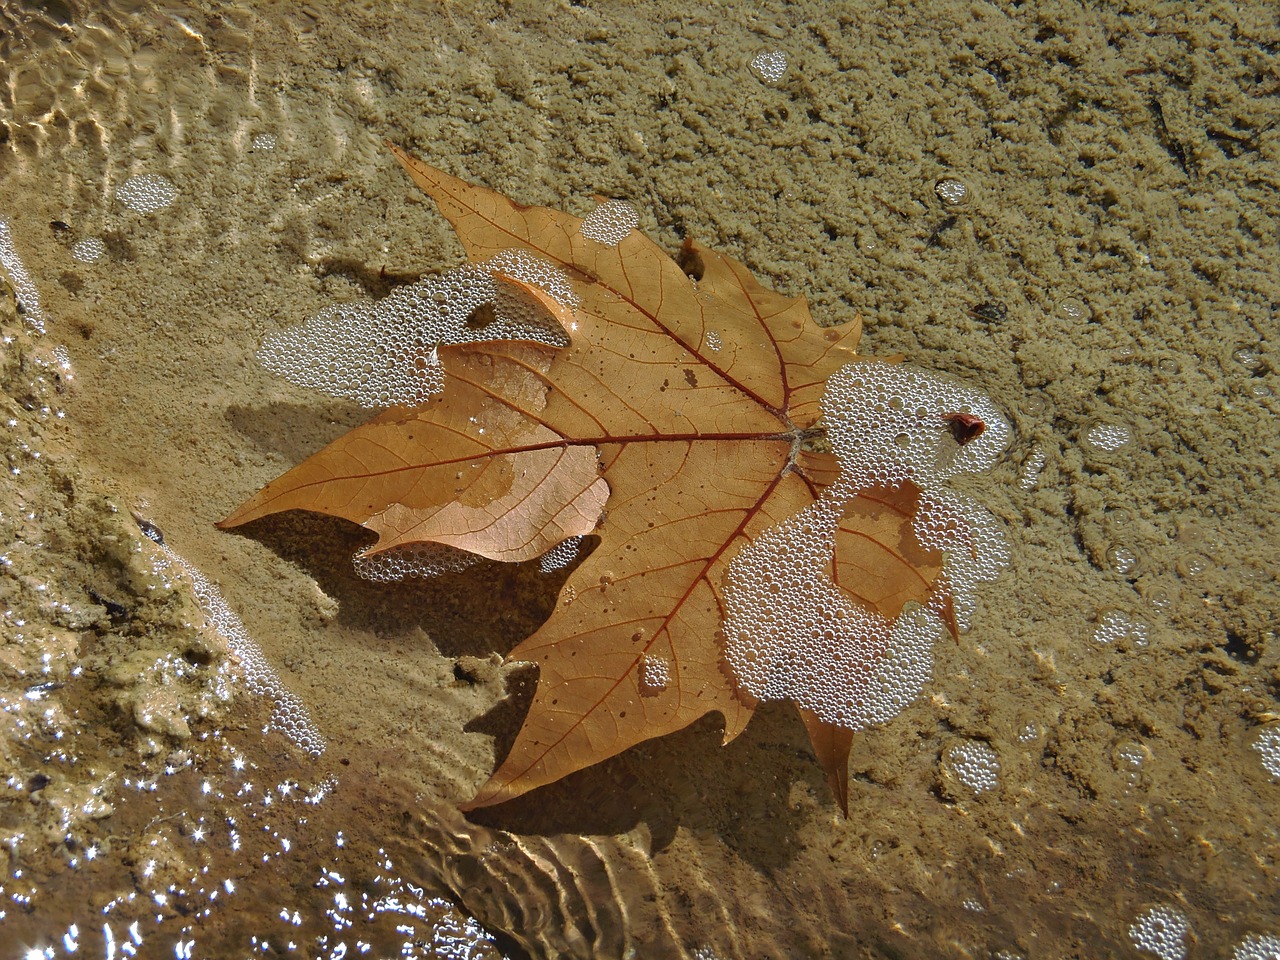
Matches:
[[1112, 739, 1151, 786], [1055, 297, 1091, 323], [1092, 609, 1150, 647], [934, 178, 969, 206], [1251, 725, 1280, 778], [942, 739, 1000, 794], [748, 49, 789, 85], [1128, 904, 1190, 960], [1232, 346, 1264, 371], [116, 174, 178, 213], [1105, 543, 1140, 576], [1082, 420, 1132, 455], [70, 237, 106, 263], [1175, 553, 1209, 578]]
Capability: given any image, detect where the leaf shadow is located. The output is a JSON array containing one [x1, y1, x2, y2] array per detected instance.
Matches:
[[223, 511, 831, 867], [226, 400, 373, 468], [219, 419, 835, 868], [221, 509, 584, 659], [465, 689, 830, 871]]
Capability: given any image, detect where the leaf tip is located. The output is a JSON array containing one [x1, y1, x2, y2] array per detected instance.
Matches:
[[459, 778, 514, 813]]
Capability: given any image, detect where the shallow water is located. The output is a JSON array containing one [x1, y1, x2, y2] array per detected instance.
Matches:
[[1, 1, 1278, 958]]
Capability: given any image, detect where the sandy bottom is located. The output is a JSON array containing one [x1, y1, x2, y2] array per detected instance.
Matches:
[[1, 1, 1278, 957]]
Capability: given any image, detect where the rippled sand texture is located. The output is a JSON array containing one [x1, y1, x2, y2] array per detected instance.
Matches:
[[1, 1, 1278, 957]]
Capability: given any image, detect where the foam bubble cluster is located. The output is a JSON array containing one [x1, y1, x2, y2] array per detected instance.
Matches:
[[723, 360, 1009, 729], [1128, 905, 1191, 960], [580, 199, 638, 247], [152, 539, 326, 756], [0, 216, 47, 332], [116, 173, 177, 213], [638, 654, 671, 695], [1253, 725, 1280, 779], [70, 236, 106, 263], [945, 739, 1001, 794], [722, 476, 943, 727], [1092, 609, 1150, 647], [749, 49, 790, 85], [1083, 420, 1132, 454], [1234, 933, 1280, 960], [352, 541, 481, 582], [538, 535, 587, 573], [823, 361, 1009, 489], [259, 250, 574, 408]]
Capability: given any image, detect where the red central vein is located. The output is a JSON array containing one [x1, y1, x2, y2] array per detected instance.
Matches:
[[502, 468, 791, 784], [290, 431, 800, 491]]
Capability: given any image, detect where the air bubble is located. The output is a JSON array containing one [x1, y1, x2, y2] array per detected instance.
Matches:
[[580, 199, 638, 247], [748, 50, 789, 85], [1105, 543, 1140, 576], [1252, 725, 1280, 779], [1055, 297, 1091, 323], [1021, 393, 1049, 417], [934, 178, 969, 206], [1082, 420, 1132, 454], [1232, 346, 1264, 371], [1143, 587, 1173, 614], [70, 237, 106, 263], [1175, 553, 1209, 578], [1112, 739, 1150, 786], [116, 174, 178, 213], [1128, 905, 1190, 960]]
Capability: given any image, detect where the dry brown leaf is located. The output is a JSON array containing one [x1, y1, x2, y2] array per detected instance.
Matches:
[[220, 144, 997, 811]]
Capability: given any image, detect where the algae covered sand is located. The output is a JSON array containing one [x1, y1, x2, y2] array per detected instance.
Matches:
[[1, 1, 1278, 957]]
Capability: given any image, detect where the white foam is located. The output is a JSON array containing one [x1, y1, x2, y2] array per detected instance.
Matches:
[[258, 250, 573, 409], [116, 174, 177, 213], [0, 216, 47, 332], [153, 541, 325, 757], [1129, 905, 1191, 960], [580, 199, 638, 247], [723, 361, 1010, 730]]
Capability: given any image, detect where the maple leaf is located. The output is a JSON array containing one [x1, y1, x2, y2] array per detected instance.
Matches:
[[220, 144, 1008, 811]]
